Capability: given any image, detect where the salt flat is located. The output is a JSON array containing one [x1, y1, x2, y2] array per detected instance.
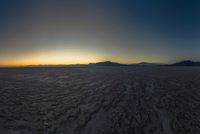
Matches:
[[0, 66, 200, 134]]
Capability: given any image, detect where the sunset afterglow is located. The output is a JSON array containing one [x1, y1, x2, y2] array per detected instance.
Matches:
[[1, 1, 200, 66]]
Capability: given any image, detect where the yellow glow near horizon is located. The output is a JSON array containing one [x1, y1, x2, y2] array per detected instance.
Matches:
[[0, 50, 106, 66], [0, 48, 165, 67], [0, 53, 164, 67]]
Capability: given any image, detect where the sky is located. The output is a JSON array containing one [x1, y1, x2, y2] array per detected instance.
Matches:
[[1, 0, 200, 66]]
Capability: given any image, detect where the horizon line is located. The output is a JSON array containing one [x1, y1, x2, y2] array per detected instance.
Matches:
[[0, 59, 199, 68], [0, 60, 188, 68]]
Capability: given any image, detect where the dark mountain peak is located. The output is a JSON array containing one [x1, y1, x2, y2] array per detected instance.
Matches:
[[136, 62, 162, 66], [172, 60, 200, 66], [138, 62, 149, 65], [89, 61, 125, 66], [179, 60, 193, 63]]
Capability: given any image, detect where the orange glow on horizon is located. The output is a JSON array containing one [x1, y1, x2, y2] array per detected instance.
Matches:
[[0, 49, 164, 67], [0, 57, 103, 67], [0, 58, 138, 67], [0, 50, 106, 66], [0, 56, 164, 67]]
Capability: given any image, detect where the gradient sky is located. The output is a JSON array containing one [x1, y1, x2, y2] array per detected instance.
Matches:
[[1, 0, 200, 66]]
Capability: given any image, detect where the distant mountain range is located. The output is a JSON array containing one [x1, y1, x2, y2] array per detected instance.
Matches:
[[88, 61, 161, 66], [171, 60, 200, 66], [88, 60, 200, 66]]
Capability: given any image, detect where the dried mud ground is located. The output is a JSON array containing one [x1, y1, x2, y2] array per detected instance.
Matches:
[[0, 66, 200, 134]]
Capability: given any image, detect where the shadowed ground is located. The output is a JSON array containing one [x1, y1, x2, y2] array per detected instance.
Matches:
[[0, 66, 200, 134]]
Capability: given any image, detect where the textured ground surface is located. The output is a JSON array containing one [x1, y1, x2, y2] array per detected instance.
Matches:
[[0, 66, 200, 134]]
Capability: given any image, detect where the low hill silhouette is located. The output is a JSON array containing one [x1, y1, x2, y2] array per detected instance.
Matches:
[[89, 61, 126, 66], [171, 60, 200, 66], [136, 62, 162, 66]]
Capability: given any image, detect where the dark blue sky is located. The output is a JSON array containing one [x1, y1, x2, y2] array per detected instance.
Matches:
[[1, 0, 200, 66]]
